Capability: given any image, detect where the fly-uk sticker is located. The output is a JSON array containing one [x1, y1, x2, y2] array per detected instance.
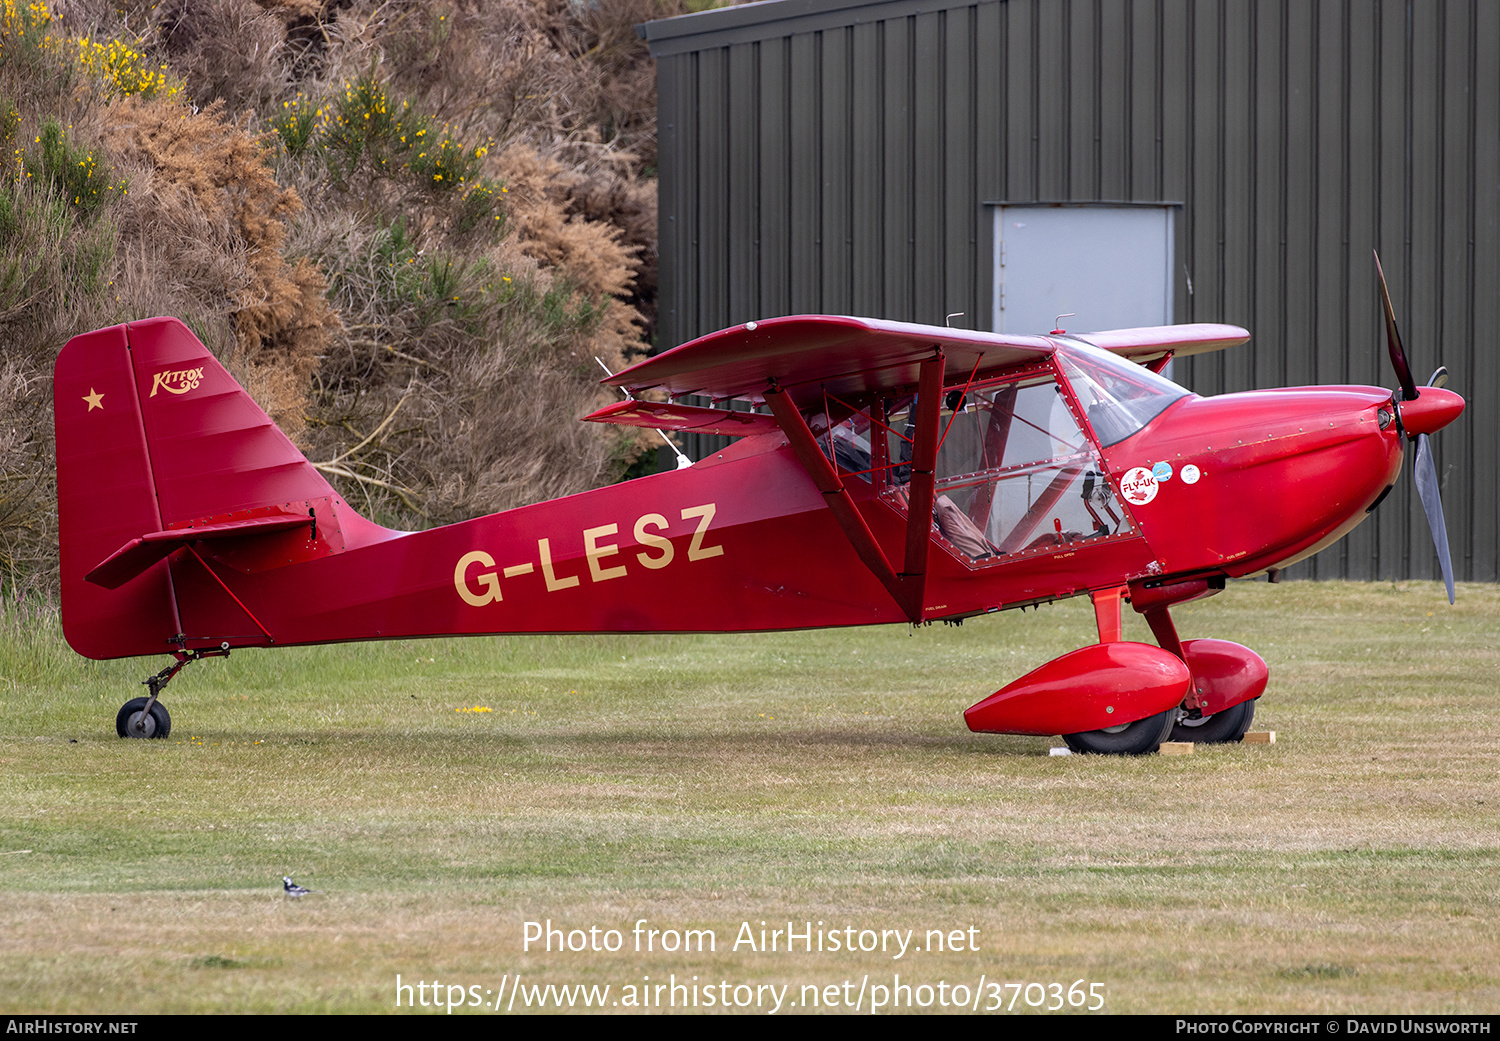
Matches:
[[1120, 467, 1159, 505]]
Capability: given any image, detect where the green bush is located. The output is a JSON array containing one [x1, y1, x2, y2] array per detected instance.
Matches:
[[539, 280, 606, 336], [70, 35, 183, 99], [319, 73, 425, 180], [0, 173, 117, 307], [406, 126, 487, 191], [295, 73, 494, 202], [454, 178, 509, 236], [0, 96, 18, 149], [22, 118, 121, 218], [0, 0, 57, 73], [270, 93, 316, 158]]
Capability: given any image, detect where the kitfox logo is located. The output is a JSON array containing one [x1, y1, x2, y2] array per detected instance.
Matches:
[[150, 366, 205, 397]]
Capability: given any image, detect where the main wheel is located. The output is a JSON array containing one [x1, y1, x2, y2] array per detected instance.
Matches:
[[1170, 698, 1256, 744], [1062, 706, 1177, 755], [116, 697, 171, 739]]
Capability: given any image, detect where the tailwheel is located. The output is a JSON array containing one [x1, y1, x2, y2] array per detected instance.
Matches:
[[115, 644, 231, 739], [1062, 706, 1177, 755], [116, 697, 172, 739], [1171, 698, 1256, 744]]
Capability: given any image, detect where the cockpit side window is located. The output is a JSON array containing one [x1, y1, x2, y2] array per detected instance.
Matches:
[[818, 364, 1136, 567]]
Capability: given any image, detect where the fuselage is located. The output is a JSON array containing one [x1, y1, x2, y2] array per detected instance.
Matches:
[[157, 374, 1418, 653], [56, 316, 1460, 660]]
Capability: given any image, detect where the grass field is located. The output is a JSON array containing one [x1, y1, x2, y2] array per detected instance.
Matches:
[[2, 581, 1497, 1014]]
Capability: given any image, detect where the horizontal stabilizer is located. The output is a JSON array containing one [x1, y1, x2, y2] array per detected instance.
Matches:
[[581, 399, 781, 437], [86, 513, 313, 590]]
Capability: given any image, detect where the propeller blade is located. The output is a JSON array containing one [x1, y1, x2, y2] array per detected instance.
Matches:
[[1413, 433, 1455, 604], [1373, 264, 1456, 602], [1374, 251, 1419, 401]]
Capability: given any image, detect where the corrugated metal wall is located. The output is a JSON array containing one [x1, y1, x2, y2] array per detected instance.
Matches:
[[645, 0, 1500, 582]]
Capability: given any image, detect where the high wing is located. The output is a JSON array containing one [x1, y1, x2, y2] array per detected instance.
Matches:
[[1069, 324, 1251, 365], [586, 315, 1251, 624], [601, 316, 1051, 409], [596, 315, 1248, 410]]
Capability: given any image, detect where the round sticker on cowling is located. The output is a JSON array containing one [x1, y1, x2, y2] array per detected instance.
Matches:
[[1151, 461, 1173, 482], [1181, 463, 1201, 485], [1119, 466, 1159, 505]]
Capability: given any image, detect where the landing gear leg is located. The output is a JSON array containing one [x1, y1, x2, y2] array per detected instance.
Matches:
[[1128, 578, 1266, 745], [115, 645, 230, 739]]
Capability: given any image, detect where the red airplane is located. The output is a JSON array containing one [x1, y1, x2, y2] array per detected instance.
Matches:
[[53, 262, 1463, 753]]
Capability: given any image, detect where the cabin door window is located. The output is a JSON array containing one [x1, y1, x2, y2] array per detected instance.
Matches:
[[856, 370, 1133, 567]]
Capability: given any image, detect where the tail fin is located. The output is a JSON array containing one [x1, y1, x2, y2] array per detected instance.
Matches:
[[55, 317, 374, 659]]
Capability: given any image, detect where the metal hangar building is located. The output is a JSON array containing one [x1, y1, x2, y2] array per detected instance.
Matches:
[[640, 0, 1499, 582]]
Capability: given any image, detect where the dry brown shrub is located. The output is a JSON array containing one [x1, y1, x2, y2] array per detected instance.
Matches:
[[103, 94, 336, 435], [331, 1, 592, 149], [107, 159, 241, 353], [528, 148, 659, 343], [531, 0, 677, 171], [313, 0, 667, 268], [496, 145, 638, 302], [257, 9, 663, 523], [416, 318, 643, 521], [286, 188, 651, 526], [158, 0, 289, 114], [3, 0, 679, 587]]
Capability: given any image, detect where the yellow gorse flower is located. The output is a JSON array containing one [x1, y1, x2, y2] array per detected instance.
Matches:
[[2, 3, 182, 98]]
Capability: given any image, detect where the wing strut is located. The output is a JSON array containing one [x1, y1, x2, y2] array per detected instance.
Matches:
[[901, 356, 945, 594], [764, 353, 944, 622]]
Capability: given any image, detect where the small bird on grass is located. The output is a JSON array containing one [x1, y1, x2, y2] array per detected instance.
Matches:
[[282, 876, 316, 898]]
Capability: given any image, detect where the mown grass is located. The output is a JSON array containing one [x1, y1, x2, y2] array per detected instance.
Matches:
[[2, 581, 1497, 1014]]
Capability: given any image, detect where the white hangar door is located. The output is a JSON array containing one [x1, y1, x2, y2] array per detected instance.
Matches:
[[992, 205, 1174, 336]]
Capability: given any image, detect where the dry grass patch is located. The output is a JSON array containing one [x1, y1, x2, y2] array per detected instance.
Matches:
[[2, 581, 1498, 1013]]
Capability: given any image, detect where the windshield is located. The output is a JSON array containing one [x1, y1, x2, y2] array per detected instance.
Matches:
[[1053, 340, 1192, 445]]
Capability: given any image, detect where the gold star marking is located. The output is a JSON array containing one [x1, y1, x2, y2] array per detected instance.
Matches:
[[83, 388, 104, 411]]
